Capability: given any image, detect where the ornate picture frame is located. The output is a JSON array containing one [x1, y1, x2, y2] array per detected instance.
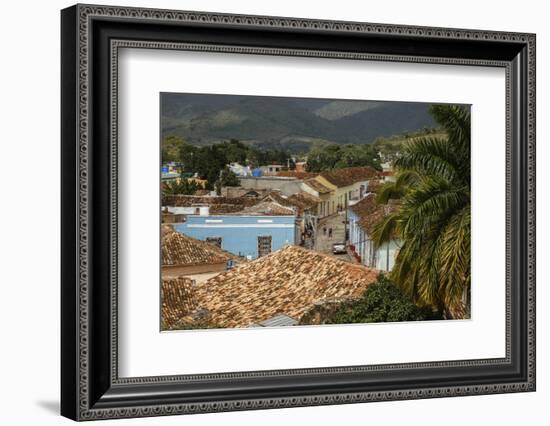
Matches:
[[61, 4, 535, 421]]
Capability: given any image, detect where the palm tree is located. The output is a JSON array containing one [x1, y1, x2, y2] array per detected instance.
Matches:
[[373, 105, 471, 318]]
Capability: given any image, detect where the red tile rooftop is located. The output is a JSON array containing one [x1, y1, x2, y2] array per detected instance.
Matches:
[[162, 227, 242, 267], [162, 245, 380, 329], [261, 190, 320, 214], [161, 276, 198, 330], [237, 201, 295, 216], [303, 178, 332, 194], [319, 166, 380, 188], [349, 194, 401, 235]]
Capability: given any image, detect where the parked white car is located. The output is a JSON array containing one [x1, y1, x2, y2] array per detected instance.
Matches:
[[332, 242, 346, 255]]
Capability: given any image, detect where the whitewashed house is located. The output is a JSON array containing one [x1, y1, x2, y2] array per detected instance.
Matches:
[[228, 162, 251, 177], [347, 194, 401, 272]]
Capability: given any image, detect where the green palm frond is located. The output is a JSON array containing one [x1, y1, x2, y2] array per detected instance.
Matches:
[[371, 212, 401, 248], [374, 104, 471, 318], [376, 181, 405, 204], [395, 170, 420, 187], [397, 136, 465, 184], [430, 104, 470, 149], [400, 183, 467, 236], [376, 171, 420, 204], [439, 206, 471, 311]]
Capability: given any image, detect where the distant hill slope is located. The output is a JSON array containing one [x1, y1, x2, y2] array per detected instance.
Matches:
[[161, 93, 438, 152]]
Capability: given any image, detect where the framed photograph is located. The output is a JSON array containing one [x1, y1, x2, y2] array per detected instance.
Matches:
[[61, 4, 536, 421]]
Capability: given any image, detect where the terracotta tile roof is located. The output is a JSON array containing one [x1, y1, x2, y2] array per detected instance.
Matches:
[[350, 194, 400, 235], [260, 191, 320, 215], [171, 245, 379, 328], [287, 191, 321, 211], [237, 201, 296, 216], [162, 224, 175, 235], [320, 166, 379, 188], [163, 195, 263, 214], [349, 193, 378, 217], [366, 179, 383, 194], [162, 230, 240, 266], [303, 178, 332, 194], [161, 277, 198, 329], [276, 170, 318, 179], [221, 187, 269, 198], [358, 200, 400, 235], [163, 195, 258, 208], [209, 204, 251, 214], [261, 190, 294, 207]]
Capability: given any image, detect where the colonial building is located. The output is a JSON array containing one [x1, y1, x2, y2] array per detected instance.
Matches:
[[259, 164, 285, 176], [301, 166, 380, 218], [261, 190, 320, 217], [317, 166, 379, 211], [162, 194, 258, 215], [161, 208, 186, 224], [260, 190, 321, 240], [220, 186, 269, 199], [173, 206, 298, 260], [238, 175, 303, 196], [301, 178, 333, 217], [347, 193, 401, 272], [161, 226, 243, 282]]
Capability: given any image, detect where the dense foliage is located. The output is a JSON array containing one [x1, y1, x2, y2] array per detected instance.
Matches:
[[373, 105, 471, 318], [372, 127, 443, 162], [161, 135, 184, 162], [162, 137, 294, 189], [162, 179, 201, 196], [305, 143, 382, 172], [215, 166, 240, 194], [324, 275, 434, 324]]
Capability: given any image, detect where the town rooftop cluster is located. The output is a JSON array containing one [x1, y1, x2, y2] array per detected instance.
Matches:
[[161, 163, 400, 329]]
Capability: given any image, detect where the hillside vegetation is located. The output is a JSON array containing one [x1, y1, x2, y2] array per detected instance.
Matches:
[[161, 93, 438, 153]]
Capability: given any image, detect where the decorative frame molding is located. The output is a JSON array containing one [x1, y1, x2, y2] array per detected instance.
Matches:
[[61, 4, 536, 421]]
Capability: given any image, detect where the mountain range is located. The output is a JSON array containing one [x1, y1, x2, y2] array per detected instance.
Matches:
[[161, 93, 438, 153]]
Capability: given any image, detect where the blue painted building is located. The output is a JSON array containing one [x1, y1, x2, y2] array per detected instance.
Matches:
[[174, 215, 298, 260]]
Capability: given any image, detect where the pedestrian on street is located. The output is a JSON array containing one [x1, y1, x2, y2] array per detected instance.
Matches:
[[328, 228, 333, 238]]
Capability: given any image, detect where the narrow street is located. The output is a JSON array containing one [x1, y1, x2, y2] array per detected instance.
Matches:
[[313, 212, 353, 262]]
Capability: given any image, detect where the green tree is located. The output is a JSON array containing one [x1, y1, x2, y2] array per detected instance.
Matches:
[[373, 105, 471, 318], [173, 138, 295, 188], [334, 144, 381, 169], [305, 144, 341, 171], [223, 139, 249, 164], [324, 275, 434, 324], [177, 141, 198, 172], [215, 166, 240, 195], [305, 144, 382, 172], [162, 135, 186, 162]]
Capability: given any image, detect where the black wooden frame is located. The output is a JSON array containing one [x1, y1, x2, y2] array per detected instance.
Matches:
[[61, 4, 536, 421]]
